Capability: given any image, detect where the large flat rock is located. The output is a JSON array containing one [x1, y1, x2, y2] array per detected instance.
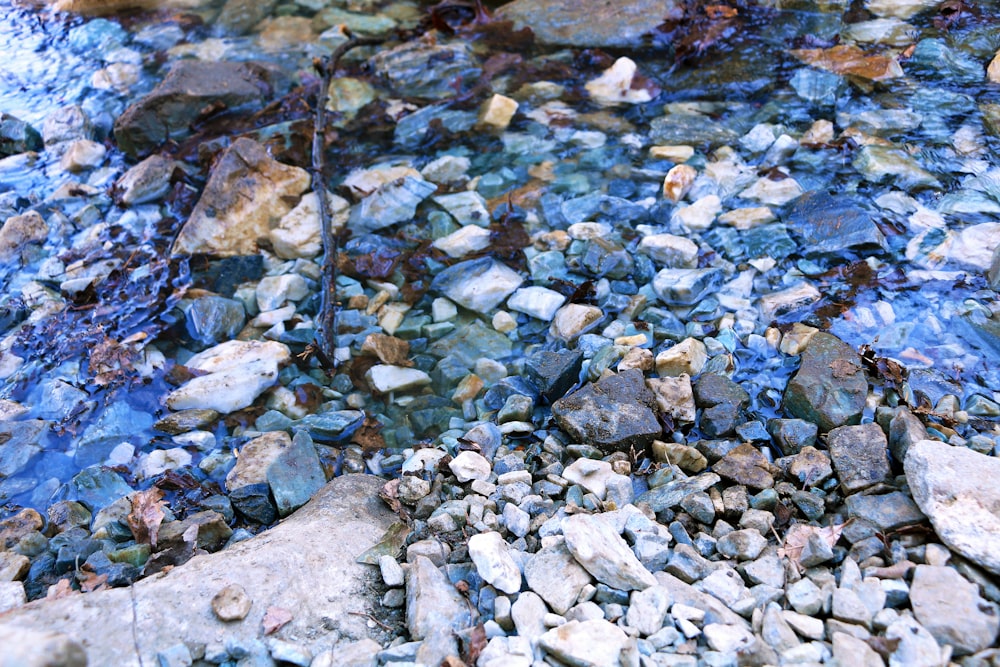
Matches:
[[497, 0, 679, 48], [905, 439, 1000, 575], [0, 474, 394, 666]]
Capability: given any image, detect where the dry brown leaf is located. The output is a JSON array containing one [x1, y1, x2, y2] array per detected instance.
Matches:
[[790, 45, 903, 82], [46, 578, 79, 600], [778, 522, 845, 571], [351, 415, 386, 456], [78, 570, 108, 593], [263, 606, 293, 635], [127, 487, 167, 549]]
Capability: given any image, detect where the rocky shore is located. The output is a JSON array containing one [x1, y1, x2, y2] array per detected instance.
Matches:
[[1, 0, 1000, 665]]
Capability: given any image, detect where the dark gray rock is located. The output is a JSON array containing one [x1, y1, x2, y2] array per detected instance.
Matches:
[[267, 431, 326, 518], [0, 113, 43, 156], [845, 492, 925, 531], [712, 443, 775, 490], [786, 191, 886, 256], [767, 418, 817, 455], [888, 407, 927, 463], [114, 61, 279, 157], [185, 296, 246, 348], [783, 332, 867, 432], [229, 483, 276, 524], [827, 423, 891, 493], [497, 0, 677, 47], [525, 348, 583, 403], [694, 374, 749, 438], [552, 369, 662, 453]]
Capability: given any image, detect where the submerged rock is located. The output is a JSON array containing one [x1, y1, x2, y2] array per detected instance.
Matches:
[[498, 0, 678, 47], [786, 191, 886, 256], [783, 333, 867, 432], [172, 138, 310, 257], [114, 61, 278, 157]]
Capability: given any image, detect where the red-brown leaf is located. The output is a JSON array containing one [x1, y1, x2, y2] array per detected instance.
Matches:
[[127, 487, 167, 549]]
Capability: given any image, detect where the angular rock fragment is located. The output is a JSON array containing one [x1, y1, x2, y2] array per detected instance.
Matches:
[[783, 332, 867, 431], [562, 513, 656, 591], [552, 369, 661, 453]]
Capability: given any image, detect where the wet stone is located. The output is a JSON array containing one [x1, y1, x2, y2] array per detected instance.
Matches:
[[694, 374, 750, 438], [827, 422, 891, 493], [652, 268, 724, 306], [185, 296, 245, 347], [551, 369, 661, 454], [767, 419, 818, 456], [153, 409, 219, 436], [0, 113, 42, 156], [786, 191, 886, 256], [783, 332, 868, 432], [525, 348, 583, 403]]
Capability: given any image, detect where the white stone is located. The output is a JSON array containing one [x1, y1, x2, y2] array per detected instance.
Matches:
[[562, 458, 615, 500], [646, 375, 696, 423], [365, 365, 431, 394], [166, 341, 291, 414], [431, 298, 458, 322], [269, 191, 349, 260], [437, 259, 524, 314], [866, 0, 942, 19], [759, 282, 821, 321], [478, 636, 533, 667], [256, 274, 309, 311], [432, 224, 491, 258], [626, 585, 672, 636], [448, 450, 491, 483], [655, 338, 707, 377], [672, 194, 721, 230], [562, 513, 656, 591], [115, 154, 176, 206], [585, 57, 654, 107], [0, 581, 25, 614], [703, 623, 757, 654], [717, 206, 776, 230], [342, 164, 420, 200], [539, 619, 631, 667], [550, 304, 603, 341], [468, 532, 522, 595], [137, 447, 193, 479], [433, 191, 491, 227], [506, 286, 566, 321], [885, 616, 944, 667], [567, 222, 612, 240], [421, 155, 471, 186], [492, 310, 517, 333], [947, 222, 1000, 270], [639, 234, 698, 268], [739, 176, 804, 206]]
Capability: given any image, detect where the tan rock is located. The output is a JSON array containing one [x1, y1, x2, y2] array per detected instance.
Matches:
[[585, 57, 655, 106], [652, 440, 707, 473], [646, 375, 696, 422], [655, 338, 707, 377], [662, 164, 697, 203], [172, 138, 310, 257], [649, 145, 694, 162], [550, 304, 603, 341], [0, 551, 29, 582], [990, 51, 1000, 84], [478, 94, 518, 130], [0, 211, 47, 263], [226, 431, 292, 490], [211, 583, 253, 621], [114, 154, 176, 206]]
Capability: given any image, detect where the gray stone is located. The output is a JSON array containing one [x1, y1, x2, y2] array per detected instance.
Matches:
[[115, 154, 176, 206], [783, 332, 867, 432], [832, 587, 872, 628], [799, 531, 835, 567], [786, 191, 886, 256], [538, 619, 631, 667], [885, 616, 943, 667], [740, 549, 785, 589], [430, 257, 523, 315], [552, 369, 661, 454], [761, 603, 800, 653], [694, 374, 750, 438], [267, 430, 326, 517], [827, 422, 891, 493], [0, 113, 42, 156], [638, 473, 721, 513], [406, 556, 472, 641], [511, 590, 547, 642], [832, 632, 883, 667], [712, 443, 775, 490], [498, 0, 678, 47], [845, 492, 925, 531], [703, 623, 756, 654], [349, 176, 437, 233], [888, 407, 927, 463], [524, 540, 593, 614], [766, 419, 817, 455], [115, 61, 277, 157], [0, 475, 393, 664], [716, 529, 767, 561], [909, 564, 999, 655], [210, 583, 252, 622], [0, 581, 26, 613], [905, 439, 1000, 575], [428, 319, 513, 367], [563, 513, 656, 591], [696, 568, 747, 607], [786, 578, 824, 616]]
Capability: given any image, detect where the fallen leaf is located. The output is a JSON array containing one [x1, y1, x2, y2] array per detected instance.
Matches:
[[462, 624, 488, 665], [127, 487, 167, 549], [356, 521, 411, 565], [867, 635, 901, 659], [78, 570, 108, 593], [790, 44, 903, 81], [779, 522, 845, 571], [263, 606, 293, 635], [46, 578, 79, 600], [142, 524, 199, 576], [351, 415, 386, 456]]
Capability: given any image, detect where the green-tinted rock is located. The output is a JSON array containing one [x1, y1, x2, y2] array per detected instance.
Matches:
[[0, 113, 42, 156], [498, 0, 678, 47], [268, 430, 327, 517], [428, 319, 513, 368], [783, 332, 867, 432]]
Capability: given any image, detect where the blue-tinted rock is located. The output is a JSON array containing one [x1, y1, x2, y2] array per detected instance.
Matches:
[[294, 410, 364, 443], [0, 113, 42, 156], [428, 319, 513, 367], [652, 268, 724, 306], [498, 0, 678, 47], [394, 105, 478, 149], [766, 419, 818, 455], [552, 369, 661, 453], [70, 468, 133, 512], [482, 376, 540, 410], [845, 491, 925, 531], [349, 177, 437, 233], [75, 402, 154, 468], [650, 113, 740, 149], [430, 257, 524, 314], [0, 420, 47, 478], [525, 348, 584, 403], [694, 375, 750, 439], [373, 41, 480, 99], [786, 191, 885, 256], [909, 38, 983, 84], [267, 431, 326, 517], [186, 296, 246, 347], [783, 333, 867, 432]]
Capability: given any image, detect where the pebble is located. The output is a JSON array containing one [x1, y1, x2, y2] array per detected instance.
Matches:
[[562, 513, 656, 591], [211, 584, 252, 621], [539, 619, 632, 667]]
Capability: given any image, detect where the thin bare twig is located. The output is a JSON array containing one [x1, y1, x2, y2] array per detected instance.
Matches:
[[312, 33, 383, 371]]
